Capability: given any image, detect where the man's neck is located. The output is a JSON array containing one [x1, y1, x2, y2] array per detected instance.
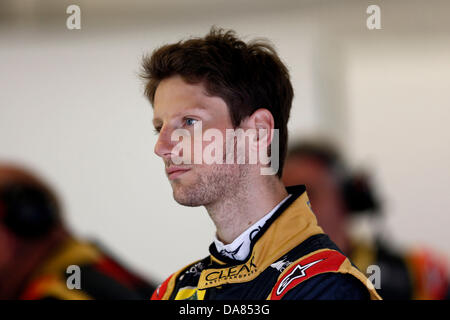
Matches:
[[206, 175, 288, 245]]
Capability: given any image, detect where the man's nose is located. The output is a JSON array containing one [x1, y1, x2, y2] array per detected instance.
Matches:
[[154, 126, 176, 160]]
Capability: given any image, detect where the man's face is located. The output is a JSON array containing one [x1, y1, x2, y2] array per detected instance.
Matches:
[[152, 75, 244, 207]]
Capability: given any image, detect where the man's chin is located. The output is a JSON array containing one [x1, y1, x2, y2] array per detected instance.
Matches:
[[170, 177, 202, 207], [173, 197, 202, 207], [172, 189, 204, 207]]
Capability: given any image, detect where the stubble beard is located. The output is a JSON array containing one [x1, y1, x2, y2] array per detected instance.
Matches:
[[169, 133, 252, 207], [170, 163, 244, 207]]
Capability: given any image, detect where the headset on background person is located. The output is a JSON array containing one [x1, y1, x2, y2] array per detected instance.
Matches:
[[0, 183, 60, 238]]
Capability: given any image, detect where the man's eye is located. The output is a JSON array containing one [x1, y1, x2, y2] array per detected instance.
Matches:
[[153, 127, 161, 135], [184, 118, 198, 126]]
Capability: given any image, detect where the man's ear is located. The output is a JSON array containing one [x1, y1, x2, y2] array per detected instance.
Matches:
[[239, 108, 278, 175], [245, 108, 274, 146]]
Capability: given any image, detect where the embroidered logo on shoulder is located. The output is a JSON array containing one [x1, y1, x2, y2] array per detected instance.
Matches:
[[182, 261, 205, 278], [270, 256, 292, 272], [276, 259, 323, 295], [270, 249, 347, 300]]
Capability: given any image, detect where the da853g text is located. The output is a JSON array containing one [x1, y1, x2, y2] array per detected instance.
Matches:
[[223, 304, 270, 315]]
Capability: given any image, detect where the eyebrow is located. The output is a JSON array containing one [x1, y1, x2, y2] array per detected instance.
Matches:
[[152, 106, 209, 127], [152, 118, 163, 128]]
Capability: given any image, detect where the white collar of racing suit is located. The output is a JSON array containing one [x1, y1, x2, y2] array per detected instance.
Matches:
[[213, 194, 292, 261]]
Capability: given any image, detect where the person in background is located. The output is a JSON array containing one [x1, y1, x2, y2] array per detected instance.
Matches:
[[0, 164, 156, 299], [282, 139, 449, 299]]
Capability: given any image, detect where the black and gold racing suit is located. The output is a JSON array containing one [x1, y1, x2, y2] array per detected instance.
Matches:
[[152, 185, 381, 300]]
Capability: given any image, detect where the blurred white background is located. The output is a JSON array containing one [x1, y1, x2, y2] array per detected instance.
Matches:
[[1, 0, 449, 282]]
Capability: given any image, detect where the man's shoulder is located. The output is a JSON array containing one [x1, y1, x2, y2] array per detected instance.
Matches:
[[268, 247, 349, 299], [267, 235, 380, 300], [281, 272, 370, 300]]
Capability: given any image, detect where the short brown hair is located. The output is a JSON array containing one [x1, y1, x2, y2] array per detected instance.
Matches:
[[141, 27, 294, 177]]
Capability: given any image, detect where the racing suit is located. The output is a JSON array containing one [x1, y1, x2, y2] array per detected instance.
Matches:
[[19, 238, 155, 300], [151, 185, 381, 300]]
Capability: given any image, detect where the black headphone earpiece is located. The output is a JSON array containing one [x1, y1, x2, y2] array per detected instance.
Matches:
[[327, 158, 380, 216], [341, 172, 380, 215], [0, 183, 59, 238]]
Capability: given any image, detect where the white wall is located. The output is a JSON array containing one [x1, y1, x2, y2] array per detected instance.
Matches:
[[345, 38, 450, 255]]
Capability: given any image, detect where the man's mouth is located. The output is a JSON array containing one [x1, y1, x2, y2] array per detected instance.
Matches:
[[165, 166, 191, 180]]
